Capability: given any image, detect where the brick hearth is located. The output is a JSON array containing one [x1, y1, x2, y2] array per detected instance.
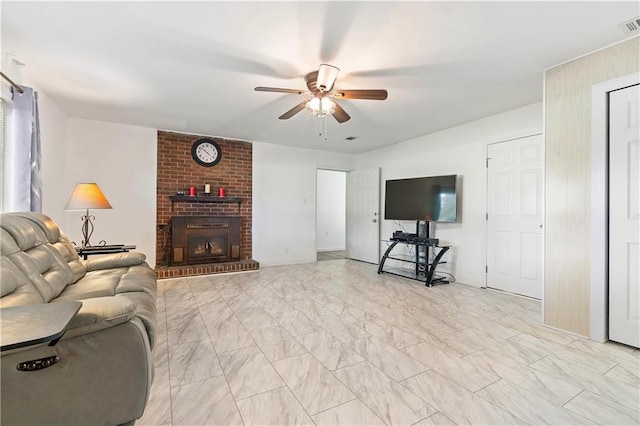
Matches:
[[155, 260, 259, 279]]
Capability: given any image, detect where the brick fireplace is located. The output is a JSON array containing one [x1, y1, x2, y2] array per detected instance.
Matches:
[[155, 131, 259, 278]]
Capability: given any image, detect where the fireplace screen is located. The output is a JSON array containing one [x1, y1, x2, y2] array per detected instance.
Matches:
[[188, 235, 227, 263]]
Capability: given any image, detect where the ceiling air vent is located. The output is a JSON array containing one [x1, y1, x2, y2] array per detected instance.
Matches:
[[619, 17, 640, 34]]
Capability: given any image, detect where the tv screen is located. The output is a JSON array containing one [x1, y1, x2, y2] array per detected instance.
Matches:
[[384, 175, 457, 222]]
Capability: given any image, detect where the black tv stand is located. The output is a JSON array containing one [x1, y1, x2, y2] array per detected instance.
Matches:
[[378, 221, 450, 287]]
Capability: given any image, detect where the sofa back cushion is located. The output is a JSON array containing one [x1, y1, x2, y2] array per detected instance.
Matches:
[[11, 213, 86, 282], [0, 255, 45, 307], [54, 234, 87, 283], [1, 213, 86, 302]]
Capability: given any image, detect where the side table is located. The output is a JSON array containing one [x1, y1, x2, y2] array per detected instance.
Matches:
[[75, 244, 136, 260]]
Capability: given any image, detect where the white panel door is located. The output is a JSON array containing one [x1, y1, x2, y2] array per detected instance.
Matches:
[[609, 84, 640, 348], [346, 168, 380, 264], [487, 135, 543, 299]]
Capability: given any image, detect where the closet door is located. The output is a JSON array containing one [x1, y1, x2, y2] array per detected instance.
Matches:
[[487, 134, 544, 299], [609, 84, 640, 348]]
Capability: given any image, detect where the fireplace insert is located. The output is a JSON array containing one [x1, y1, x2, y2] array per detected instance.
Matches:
[[171, 216, 241, 265]]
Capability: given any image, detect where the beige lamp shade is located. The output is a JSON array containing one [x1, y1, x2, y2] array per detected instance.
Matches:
[[64, 183, 112, 210]]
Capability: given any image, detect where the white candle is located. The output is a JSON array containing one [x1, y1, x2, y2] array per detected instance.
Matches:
[[204, 184, 211, 194]]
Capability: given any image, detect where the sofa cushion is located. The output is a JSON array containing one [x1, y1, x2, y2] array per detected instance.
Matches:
[[1, 214, 88, 301], [119, 291, 158, 348], [62, 295, 138, 339], [11, 213, 87, 283], [13, 212, 61, 243], [84, 252, 146, 272], [55, 263, 157, 301], [0, 229, 20, 256], [0, 215, 40, 251], [53, 262, 158, 347], [0, 257, 44, 306], [7, 248, 72, 302], [113, 263, 157, 297], [52, 235, 86, 283], [53, 272, 122, 301]]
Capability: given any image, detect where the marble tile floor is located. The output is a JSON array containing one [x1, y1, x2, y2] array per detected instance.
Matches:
[[317, 251, 348, 262], [139, 260, 640, 426]]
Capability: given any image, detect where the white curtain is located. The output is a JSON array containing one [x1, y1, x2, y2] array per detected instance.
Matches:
[[1, 86, 41, 213]]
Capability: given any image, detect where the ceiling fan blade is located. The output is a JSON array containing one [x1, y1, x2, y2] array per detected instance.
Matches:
[[334, 89, 388, 100], [317, 64, 340, 92], [279, 102, 307, 120], [331, 102, 351, 123], [255, 87, 305, 95]]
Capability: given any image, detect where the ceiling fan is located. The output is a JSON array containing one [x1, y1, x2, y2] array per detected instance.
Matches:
[[254, 64, 388, 124]]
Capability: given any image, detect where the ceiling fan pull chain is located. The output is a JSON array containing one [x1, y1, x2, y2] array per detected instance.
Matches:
[[324, 116, 328, 141]]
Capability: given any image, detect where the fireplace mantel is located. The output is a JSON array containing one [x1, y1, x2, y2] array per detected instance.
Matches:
[[169, 195, 242, 212]]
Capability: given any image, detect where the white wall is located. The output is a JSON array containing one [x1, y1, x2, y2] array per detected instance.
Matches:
[[62, 119, 157, 265], [357, 102, 543, 287], [253, 143, 354, 265], [17, 78, 158, 265], [316, 169, 346, 251]]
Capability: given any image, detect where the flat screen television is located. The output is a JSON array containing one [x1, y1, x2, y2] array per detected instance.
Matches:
[[384, 175, 458, 222]]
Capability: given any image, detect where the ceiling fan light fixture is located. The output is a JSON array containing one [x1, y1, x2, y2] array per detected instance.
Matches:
[[317, 64, 340, 92], [255, 63, 386, 125], [306, 96, 335, 116]]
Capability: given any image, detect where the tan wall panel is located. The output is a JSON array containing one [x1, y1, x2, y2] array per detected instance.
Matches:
[[545, 37, 640, 336]]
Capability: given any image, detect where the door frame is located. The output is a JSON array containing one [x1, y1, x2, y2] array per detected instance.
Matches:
[[315, 166, 350, 262], [484, 133, 544, 299], [590, 73, 640, 343]]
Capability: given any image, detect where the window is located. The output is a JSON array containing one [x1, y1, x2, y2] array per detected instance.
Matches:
[[0, 87, 41, 213]]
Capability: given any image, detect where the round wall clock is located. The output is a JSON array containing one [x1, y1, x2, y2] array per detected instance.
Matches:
[[191, 139, 222, 167]]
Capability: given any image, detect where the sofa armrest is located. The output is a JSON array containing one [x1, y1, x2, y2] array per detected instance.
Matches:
[[61, 296, 137, 339], [83, 252, 146, 271]]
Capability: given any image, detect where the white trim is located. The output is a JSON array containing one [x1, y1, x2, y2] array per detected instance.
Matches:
[[590, 73, 640, 343], [542, 70, 547, 324], [545, 35, 639, 72]]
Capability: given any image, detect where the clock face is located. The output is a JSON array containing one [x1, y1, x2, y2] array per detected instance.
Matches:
[[191, 139, 222, 167]]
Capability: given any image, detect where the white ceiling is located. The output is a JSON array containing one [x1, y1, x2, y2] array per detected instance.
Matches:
[[2, 2, 637, 154]]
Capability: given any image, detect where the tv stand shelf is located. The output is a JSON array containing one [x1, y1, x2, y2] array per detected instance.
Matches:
[[377, 221, 450, 287]]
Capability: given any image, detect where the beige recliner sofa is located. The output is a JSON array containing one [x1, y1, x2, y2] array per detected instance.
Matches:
[[0, 212, 157, 425]]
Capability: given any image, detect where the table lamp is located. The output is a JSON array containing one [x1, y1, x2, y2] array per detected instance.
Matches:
[[64, 183, 112, 247]]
